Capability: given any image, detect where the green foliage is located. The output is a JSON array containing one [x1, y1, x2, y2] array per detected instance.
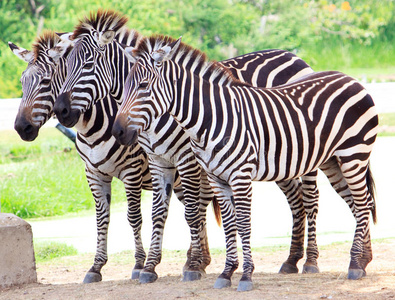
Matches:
[[1, 0, 395, 95], [34, 241, 78, 262]]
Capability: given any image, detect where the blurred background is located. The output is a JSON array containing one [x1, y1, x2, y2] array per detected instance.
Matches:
[[1, 0, 394, 98]]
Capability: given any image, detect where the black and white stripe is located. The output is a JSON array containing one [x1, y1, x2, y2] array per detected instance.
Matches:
[[113, 35, 378, 291]]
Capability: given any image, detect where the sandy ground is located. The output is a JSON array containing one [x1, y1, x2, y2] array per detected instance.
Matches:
[[1, 239, 395, 300]]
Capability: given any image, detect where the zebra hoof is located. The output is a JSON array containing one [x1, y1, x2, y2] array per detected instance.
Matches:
[[83, 272, 102, 283], [139, 271, 158, 284], [237, 280, 253, 292], [131, 268, 142, 280], [182, 270, 202, 282], [279, 262, 298, 274], [213, 277, 231, 289], [348, 269, 366, 280], [302, 264, 320, 274]]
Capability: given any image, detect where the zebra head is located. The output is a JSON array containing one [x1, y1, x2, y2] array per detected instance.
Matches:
[[54, 9, 132, 128], [112, 36, 182, 146], [10, 31, 72, 141]]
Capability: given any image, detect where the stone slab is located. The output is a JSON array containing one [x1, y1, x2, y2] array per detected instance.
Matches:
[[0, 213, 37, 288]]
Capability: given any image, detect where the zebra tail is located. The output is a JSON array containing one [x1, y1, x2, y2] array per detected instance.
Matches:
[[366, 162, 377, 225], [212, 196, 222, 226]]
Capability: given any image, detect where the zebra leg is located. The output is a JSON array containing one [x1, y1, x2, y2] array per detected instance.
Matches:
[[300, 171, 320, 274], [83, 172, 112, 284], [232, 179, 255, 291], [319, 158, 374, 275], [176, 158, 204, 281], [195, 170, 217, 272], [276, 179, 305, 274], [336, 158, 375, 280], [207, 177, 239, 289], [179, 170, 214, 276], [139, 161, 176, 284], [123, 177, 146, 280]]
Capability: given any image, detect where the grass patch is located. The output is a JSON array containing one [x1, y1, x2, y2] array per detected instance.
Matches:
[[378, 112, 395, 136], [34, 241, 78, 262], [0, 127, 142, 219], [379, 112, 395, 127]]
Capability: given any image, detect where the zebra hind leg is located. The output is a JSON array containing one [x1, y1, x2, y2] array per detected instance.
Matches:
[[276, 179, 305, 274], [338, 159, 376, 280], [321, 158, 376, 279]]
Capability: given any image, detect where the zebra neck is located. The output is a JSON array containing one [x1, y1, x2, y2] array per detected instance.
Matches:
[[75, 96, 116, 143], [170, 69, 241, 146]]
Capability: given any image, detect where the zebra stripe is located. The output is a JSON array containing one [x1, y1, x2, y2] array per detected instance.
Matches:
[[113, 35, 378, 291], [11, 31, 152, 283]]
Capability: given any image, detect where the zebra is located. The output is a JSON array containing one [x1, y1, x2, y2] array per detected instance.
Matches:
[[111, 35, 378, 291], [9, 31, 154, 283], [51, 9, 361, 280]]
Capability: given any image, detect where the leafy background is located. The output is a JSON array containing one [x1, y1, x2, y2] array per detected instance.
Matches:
[[1, 0, 394, 99]]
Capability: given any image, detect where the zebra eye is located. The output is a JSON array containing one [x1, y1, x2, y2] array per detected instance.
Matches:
[[138, 82, 148, 89]]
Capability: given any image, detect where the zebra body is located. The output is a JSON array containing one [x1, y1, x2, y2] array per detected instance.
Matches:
[[10, 32, 152, 283], [113, 35, 378, 291]]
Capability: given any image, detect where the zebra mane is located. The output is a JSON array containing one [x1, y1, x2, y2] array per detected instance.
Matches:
[[73, 9, 129, 39], [32, 30, 60, 62], [136, 35, 249, 86]]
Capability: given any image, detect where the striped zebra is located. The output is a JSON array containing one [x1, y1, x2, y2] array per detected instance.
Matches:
[[51, 9, 359, 280], [51, 10, 312, 281], [9, 31, 154, 283], [112, 35, 378, 291]]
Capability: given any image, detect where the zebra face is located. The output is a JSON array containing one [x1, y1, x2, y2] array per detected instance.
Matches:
[[10, 40, 62, 141], [113, 39, 180, 146], [55, 34, 113, 128]]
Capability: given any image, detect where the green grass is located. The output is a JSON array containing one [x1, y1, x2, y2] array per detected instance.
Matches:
[[378, 112, 395, 137], [0, 127, 137, 219], [34, 241, 78, 262], [299, 38, 395, 82], [379, 112, 395, 127]]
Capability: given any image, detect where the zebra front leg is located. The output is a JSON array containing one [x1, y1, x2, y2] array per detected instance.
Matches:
[[176, 158, 204, 281], [181, 170, 218, 275], [139, 164, 176, 284], [300, 171, 320, 274], [83, 173, 112, 284], [208, 177, 239, 290], [123, 178, 146, 279], [276, 179, 305, 274]]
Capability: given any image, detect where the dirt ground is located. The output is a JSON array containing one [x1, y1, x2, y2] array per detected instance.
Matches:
[[1, 239, 395, 300]]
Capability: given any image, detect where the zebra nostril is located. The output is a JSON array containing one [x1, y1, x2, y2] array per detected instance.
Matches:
[[61, 107, 69, 118], [24, 124, 33, 134]]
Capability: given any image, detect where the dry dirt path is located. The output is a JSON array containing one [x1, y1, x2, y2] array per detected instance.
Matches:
[[1, 239, 395, 300]]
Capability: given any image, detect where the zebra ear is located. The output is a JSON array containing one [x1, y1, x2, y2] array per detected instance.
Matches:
[[152, 36, 182, 62], [120, 44, 138, 64], [99, 30, 116, 46], [48, 35, 74, 63], [8, 42, 34, 62]]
